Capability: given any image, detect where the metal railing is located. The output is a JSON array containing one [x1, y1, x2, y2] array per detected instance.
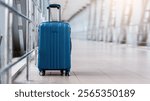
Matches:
[[0, 0, 35, 83], [0, 50, 35, 83], [0, 0, 32, 22]]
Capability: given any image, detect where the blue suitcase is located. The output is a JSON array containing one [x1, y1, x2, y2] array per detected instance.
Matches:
[[38, 4, 71, 76]]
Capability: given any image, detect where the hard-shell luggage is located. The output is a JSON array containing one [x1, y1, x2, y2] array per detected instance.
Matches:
[[38, 4, 71, 76]]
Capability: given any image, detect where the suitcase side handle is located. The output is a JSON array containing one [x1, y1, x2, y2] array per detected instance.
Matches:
[[47, 4, 61, 22]]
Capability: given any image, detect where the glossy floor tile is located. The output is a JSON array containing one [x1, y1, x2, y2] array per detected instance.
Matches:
[[14, 39, 150, 84]]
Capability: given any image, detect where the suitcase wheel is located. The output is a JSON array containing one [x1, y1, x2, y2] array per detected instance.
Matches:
[[39, 71, 45, 76], [65, 71, 70, 76], [60, 70, 64, 76]]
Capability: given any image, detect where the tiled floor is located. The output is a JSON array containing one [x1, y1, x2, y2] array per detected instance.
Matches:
[[14, 39, 150, 84]]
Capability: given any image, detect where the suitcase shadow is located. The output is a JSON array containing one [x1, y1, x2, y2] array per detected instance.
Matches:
[[44, 71, 63, 76]]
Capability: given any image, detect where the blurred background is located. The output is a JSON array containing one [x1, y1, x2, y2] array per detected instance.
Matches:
[[0, 0, 150, 84]]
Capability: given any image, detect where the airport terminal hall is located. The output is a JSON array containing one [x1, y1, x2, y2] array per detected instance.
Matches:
[[1, 0, 150, 84]]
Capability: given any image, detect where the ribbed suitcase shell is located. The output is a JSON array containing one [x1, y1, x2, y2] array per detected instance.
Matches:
[[38, 21, 71, 73]]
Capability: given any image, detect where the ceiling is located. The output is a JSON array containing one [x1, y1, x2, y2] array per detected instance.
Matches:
[[50, 0, 90, 21]]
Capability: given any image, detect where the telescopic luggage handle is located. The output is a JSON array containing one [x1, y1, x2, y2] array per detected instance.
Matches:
[[47, 4, 61, 9], [47, 4, 61, 21]]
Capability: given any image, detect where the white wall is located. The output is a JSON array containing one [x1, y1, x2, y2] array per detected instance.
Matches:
[[70, 8, 89, 40]]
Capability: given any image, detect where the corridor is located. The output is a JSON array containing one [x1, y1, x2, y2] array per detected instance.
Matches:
[[14, 39, 150, 84], [1, 0, 150, 84]]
